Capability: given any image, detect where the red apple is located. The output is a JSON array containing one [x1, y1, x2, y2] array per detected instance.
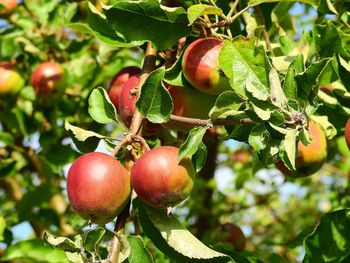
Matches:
[[30, 62, 64, 94], [0, 0, 17, 15], [182, 37, 230, 95], [164, 83, 217, 132], [0, 63, 24, 95], [67, 152, 131, 224], [217, 223, 246, 252], [230, 149, 251, 166], [276, 121, 327, 177], [131, 146, 195, 208], [108, 66, 141, 110], [345, 118, 350, 150]]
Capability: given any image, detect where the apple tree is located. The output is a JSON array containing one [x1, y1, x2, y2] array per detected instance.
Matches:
[[0, 0, 350, 262]]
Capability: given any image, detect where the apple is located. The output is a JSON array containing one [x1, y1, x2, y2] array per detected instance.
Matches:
[[67, 152, 131, 224], [30, 62, 64, 94], [230, 149, 251, 166], [216, 223, 246, 252], [164, 83, 217, 132], [108, 66, 141, 111], [182, 37, 231, 95], [0, 63, 24, 95], [345, 118, 350, 150], [0, 0, 17, 15], [276, 121, 327, 177], [131, 146, 195, 209]]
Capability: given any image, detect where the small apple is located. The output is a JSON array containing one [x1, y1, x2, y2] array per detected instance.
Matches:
[[164, 83, 217, 132], [182, 37, 230, 95], [0, 0, 17, 15], [0, 63, 24, 95], [108, 66, 141, 111], [131, 146, 195, 209], [276, 121, 327, 177], [67, 152, 131, 224], [30, 61, 64, 94], [230, 149, 251, 166], [216, 223, 246, 252], [345, 118, 350, 150]]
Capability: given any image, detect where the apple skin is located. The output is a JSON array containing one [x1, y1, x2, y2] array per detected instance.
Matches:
[[131, 146, 195, 208], [0, 0, 17, 15], [345, 118, 350, 150], [0, 64, 24, 95], [230, 149, 251, 166], [67, 152, 131, 224], [217, 223, 246, 252], [182, 37, 230, 95], [276, 121, 327, 177], [30, 62, 64, 94], [108, 66, 141, 111], [164, 83, 217, 132]]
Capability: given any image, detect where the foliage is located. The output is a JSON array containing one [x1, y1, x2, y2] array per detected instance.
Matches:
[[0, 0, 349, 262]]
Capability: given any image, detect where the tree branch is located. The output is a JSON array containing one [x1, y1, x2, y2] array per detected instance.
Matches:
[[169, 115, 252, 127], [254, 6, 272, 52]]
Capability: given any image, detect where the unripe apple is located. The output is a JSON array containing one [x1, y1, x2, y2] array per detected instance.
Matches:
[[0, 0, 17, 15], [276, 121, 327, 177], [216, 223, 246, 252], [0, 64, 24, 95], [67, 152, 131, 224], [30, 62, 64, 94], [345, 118, 350, 150], [108, 66, 141, 111], [164, 83, 217, 132], [119, 75, 160, 134], [131, 146, 195, 208], [182, 37, 230, 95]]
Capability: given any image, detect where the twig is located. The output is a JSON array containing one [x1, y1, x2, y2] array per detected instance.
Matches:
[[169, 115, 252, 127], [254, 6, 272, 52]]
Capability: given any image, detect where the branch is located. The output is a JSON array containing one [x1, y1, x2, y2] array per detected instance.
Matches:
[[169, 115, 252, 127], [108, 42, 157, 263]]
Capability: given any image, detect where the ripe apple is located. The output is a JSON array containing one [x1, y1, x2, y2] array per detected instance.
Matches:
[[276, 121, 327, 177], [30, 62, 64, 94], [67, 152, 131, 224], [164, 83, 217, 132], [131, 146, 195, 209], [0, 0, 17, 15], [0, 63, 24, 95], [108, 66, 141, 111], [216, 223, 246, 252], [182, 37, 231, 95], [345, 118, 350, 150]]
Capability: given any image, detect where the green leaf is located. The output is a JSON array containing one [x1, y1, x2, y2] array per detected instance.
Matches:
[[248, 124, 267, 152], [88, 87, 117, 124], [84, 227, 106, 256], [65, 120, 106, 142], [209, 91, 243, 121], [44, 232, 81, 253], [219, 37, 271, 98], [105, 0, 191, 50], [126, 235, 154, 263], [248, 0, 320, 7], [279, 129, 297, 170], [310, 115, 337, 139], [250, 102, 272, 121], [64, 2, 142, 47], [137, 201, 233, 263], [245, 79, 268, 101], [178, 127, 207, 162], [0, 217, 5, 242], [164, 51, 187, 87], [1, 239, 69, 263], [136, 67, 173, 123], [269, 69, 288, 108], [0, 131, 15, 146], [187, 4, 223, 25], [191, 142, 207, 173], [303, 209, 350, 263]]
